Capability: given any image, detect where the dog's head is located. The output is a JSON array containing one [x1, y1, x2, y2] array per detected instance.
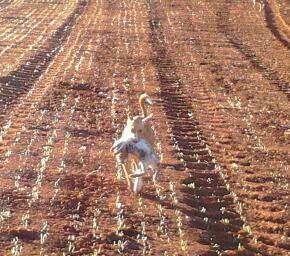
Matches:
[[126, 114, 153, 137]]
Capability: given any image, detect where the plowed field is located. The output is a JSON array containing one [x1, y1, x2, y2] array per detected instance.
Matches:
[[0, 0, 289, 255]]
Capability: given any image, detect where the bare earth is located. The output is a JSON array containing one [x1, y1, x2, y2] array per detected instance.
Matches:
[[0, 0, 289, 255]]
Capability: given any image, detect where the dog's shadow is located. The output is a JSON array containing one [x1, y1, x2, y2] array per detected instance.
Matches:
[[139, 188, 196, 220]]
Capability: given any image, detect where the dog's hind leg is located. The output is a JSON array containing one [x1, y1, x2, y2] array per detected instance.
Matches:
[[133, 177, 143, 193]]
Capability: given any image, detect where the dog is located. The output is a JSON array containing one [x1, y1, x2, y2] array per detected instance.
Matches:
[[111, 93, 159, 192]]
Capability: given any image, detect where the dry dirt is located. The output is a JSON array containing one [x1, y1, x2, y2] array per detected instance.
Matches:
[[0, 0, 289, 255]]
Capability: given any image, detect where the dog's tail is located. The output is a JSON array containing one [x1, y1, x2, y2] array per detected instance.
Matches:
[[139, 93, 152, 117]]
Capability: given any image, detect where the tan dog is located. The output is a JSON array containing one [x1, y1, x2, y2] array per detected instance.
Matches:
[[112, 93, 157, 191]]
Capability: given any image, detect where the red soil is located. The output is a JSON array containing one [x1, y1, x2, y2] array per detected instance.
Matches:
[[0, 0, 289, 255]]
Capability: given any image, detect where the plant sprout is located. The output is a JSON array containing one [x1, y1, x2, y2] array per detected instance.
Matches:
[[40, 221, 49, 245], [11, 237, 23, 256], [21, 212, 30, 228], [67, 234, 75, 253]]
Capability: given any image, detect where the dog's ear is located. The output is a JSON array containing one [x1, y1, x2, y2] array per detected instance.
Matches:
[[142, 113, 153, 123], [145, 97, 153, 105]]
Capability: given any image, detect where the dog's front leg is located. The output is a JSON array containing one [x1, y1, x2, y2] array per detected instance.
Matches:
[[121, 163, 131, 191]]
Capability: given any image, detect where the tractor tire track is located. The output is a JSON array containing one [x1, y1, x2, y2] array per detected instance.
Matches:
[[217, 0, 290, 100], [145, 1, 262, 255], [0, 1, 106, 254], [0, 0, 88, 118], [0, 0, 77, 78], [160, 0, 290, 254]]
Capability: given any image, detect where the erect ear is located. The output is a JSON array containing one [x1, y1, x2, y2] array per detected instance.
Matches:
[[142, 113, 153, 123], [145, 97, 153, 105]]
